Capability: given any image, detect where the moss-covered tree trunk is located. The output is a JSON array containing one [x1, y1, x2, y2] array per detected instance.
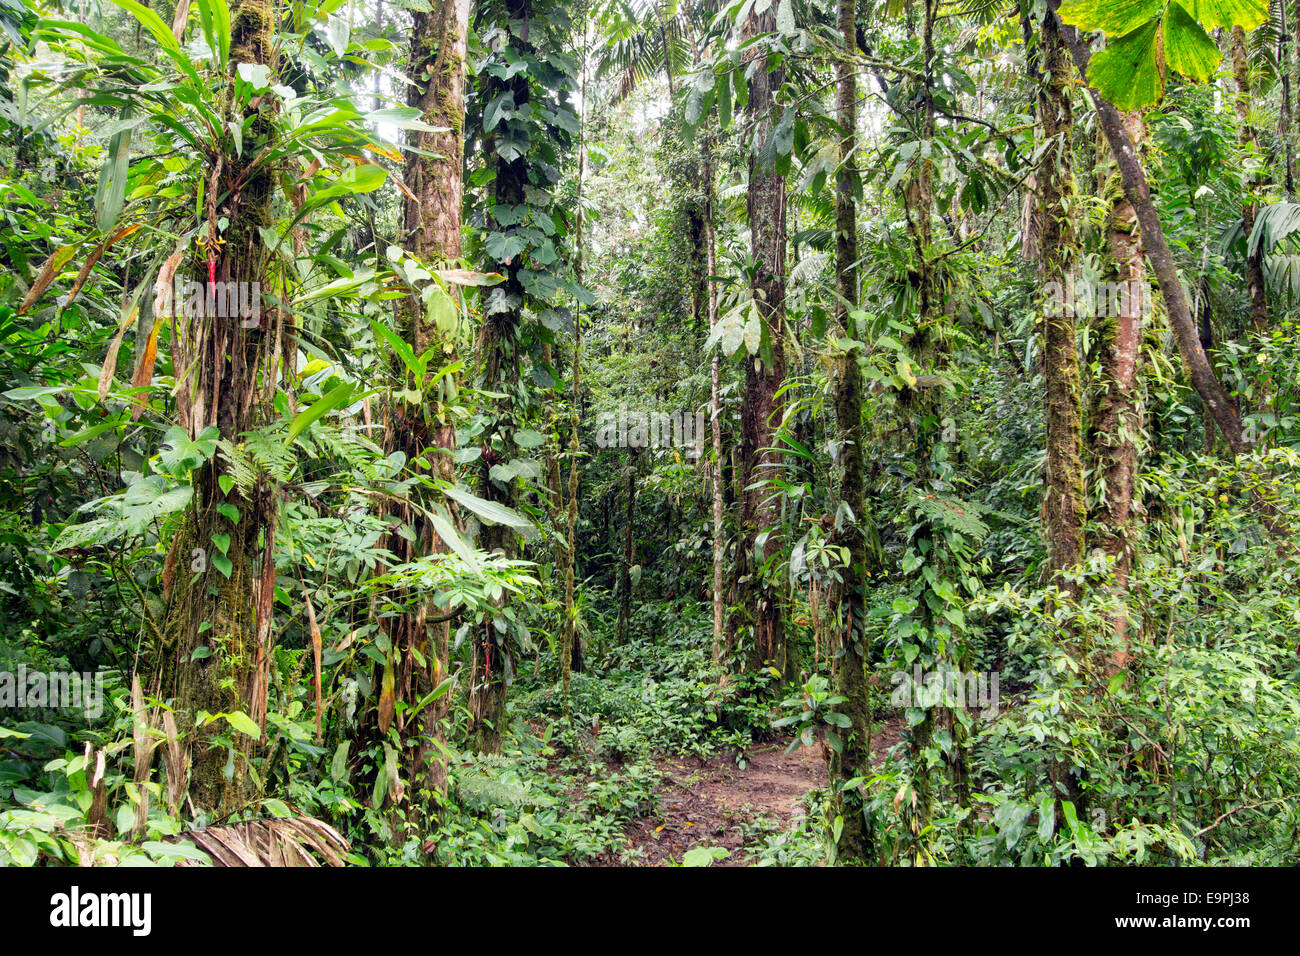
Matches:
[[469, 0, 532, 753], [152, 0, 279, 815], [1038, 10, 1085, 591], [827, 0, 875, 866], [1090, 110, 1147, 672], [376, 0, 471, 804], [729, 5, 787, 677]]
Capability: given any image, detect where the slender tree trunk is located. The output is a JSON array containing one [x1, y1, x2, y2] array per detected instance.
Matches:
[[1058, 15, 1250, 454], [701, 127, 725, 662], [1091, 111, 1147, 672], [827, 0, 875, 865], [152, 0, 279, 815], [470, 0, 532, 753], [1038, 8, 1085, 587], [898, 0, 944, 853], [1230, 27, 1270, 340], [617, 456, 636, 644], [1280, 0, 1295, 196], [559, 44, 589, 707], [374, 0, 471, 807], [729, 5, 787, 676]]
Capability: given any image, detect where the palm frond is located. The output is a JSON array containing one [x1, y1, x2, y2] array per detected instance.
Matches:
[[172, 816, 351, 867]]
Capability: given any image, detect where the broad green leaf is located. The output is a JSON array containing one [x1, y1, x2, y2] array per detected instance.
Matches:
[[370, 318, 422, 380], [107, 0, 180, 51], [1057, 0, 1161, 34], [1085, 19, 1163, 112], [225, 711, 261, 739], [365, 106, 439, 132], [325, 16, 350, 57], [96, 121, 132, 233], [430, 510, 480, 574], [285, 381, 358, 447], [443, 485, 533, 530], [1173, 0, 1267, 30], [682, 846, 729, 867], [195, 0, 232, 68], [1164, 3, 1221, 82], [427, 283, 458, 336], [236, 62, 273, 92]]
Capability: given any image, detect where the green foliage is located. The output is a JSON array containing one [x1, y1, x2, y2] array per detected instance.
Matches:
[[1059, 0, 1268, 110]]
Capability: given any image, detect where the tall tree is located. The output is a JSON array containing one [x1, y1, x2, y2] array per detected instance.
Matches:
[[1229, 26, 1271, 340], [1037, 6, 1086, 588], [375, 0, 472, 802], [827, 0, 875, 865], [153, 0, 281, 813], [1058, 15, 1250, 454], [730, 5, 787, 676], [1090, 110, 1147, 671], [470, 0, 532, 752]]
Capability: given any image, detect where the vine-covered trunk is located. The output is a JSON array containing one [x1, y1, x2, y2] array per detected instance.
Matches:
[[560, 51, 588, 702], [1059, 13, 1249, 455], [1090, 111, 1147, 671], [827, 0, 874, 865], [377, 0, 471, 803], [1230, 27, 1270, 347], [470, 0, 532, 753], [730, 5, 787, 676], [152, 0, 279, 815], [899, 0, 944, 852], [1038, 9, 1085, 588]]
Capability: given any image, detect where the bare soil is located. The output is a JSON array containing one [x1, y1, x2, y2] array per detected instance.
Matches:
[[604, 717, 906, 866]]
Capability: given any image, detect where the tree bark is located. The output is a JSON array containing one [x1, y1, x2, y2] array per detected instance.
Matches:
[[470, 0, 532, 754], [1230, 27, 1270, 342], [378, 0, 471, 805], [729, 5, 787, 676], [1058, 15, 1250, 454], [1038, 8, 1086, 587], [617, 456, 636, 644], [153, 0, 279, 815], [827, 0, 875, 865], [703, 127, 725, 663], [1090, 111, 1147, 671]]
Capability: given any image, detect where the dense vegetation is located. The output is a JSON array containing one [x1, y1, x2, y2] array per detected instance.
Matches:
[[1, 0, 1298, 868]]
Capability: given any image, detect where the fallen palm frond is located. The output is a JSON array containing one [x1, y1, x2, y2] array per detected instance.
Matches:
[[171, 816, 350, 867]]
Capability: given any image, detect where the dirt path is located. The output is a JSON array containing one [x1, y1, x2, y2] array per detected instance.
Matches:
[[609, 719, 905, 866]]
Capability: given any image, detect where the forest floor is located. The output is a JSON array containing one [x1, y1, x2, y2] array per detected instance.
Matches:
[[604, 716, 906, 866]]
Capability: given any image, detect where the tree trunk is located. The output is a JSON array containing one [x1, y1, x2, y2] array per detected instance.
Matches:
[[152, 0, 279, 815], [729, 5, 787, 676], [1038, 8, 1086, 587], [703, 128, 725, 663], [377, 0, 471, 806], [827, 0, 875, 865], [470, 0, 532, 754], [1279, 1, 1295, 196], [559, 45, 589, 706], [1058, 15, 1250, 454], [1090, 110, 1147, 672], [617, 456, 636, 644]]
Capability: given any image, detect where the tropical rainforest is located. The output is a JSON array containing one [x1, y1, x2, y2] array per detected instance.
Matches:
[[0, 0, 1298, 869]]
